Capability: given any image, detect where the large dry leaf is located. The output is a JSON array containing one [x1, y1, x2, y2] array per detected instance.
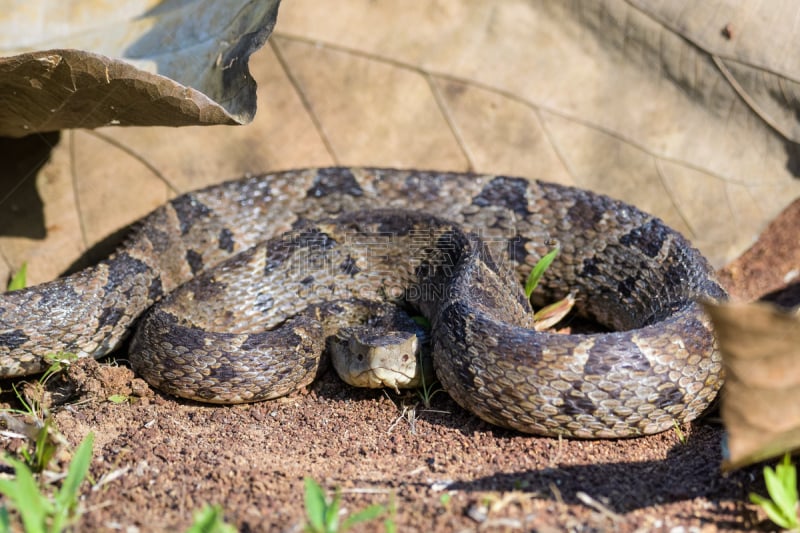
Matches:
[[706, 302, 800, 470], [0, 0, 280, 136], [2, 0, 800, 288]]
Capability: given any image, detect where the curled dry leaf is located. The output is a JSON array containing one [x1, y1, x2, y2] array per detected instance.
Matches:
[[705, 302, 800, 470], [0, 0, 281, 137]]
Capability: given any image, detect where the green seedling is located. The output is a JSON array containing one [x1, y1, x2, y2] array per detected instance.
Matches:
[[439, 493, 452, 507], [524, 247, 574, 329], [6, 262, 27, 291], [19, 418, 58, 474], [2, 394, 52, 474], [383, 495, 397, 533], [672, 420, 687, 445], [749, 453, 800, 531], [106, 394, 130, 405], [524, 248, 559, 299], [416, 352, 442, 409], [185, 504, 236, 533], [303, 477, 386, 533], [40, 352, 79, 387], [0, 432, 94, 533], [2, 351, 78, 475]]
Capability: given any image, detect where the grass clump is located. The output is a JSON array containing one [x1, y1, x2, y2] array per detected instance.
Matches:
[[749, 453, 800, 531], [303, 477, 388, 533], [0, 432, 94, 533], [185, 504, 236, 533], [6, 262, 27, 292]]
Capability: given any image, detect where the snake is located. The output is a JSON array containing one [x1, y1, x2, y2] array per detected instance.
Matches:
[[0, 167, 727, 438]]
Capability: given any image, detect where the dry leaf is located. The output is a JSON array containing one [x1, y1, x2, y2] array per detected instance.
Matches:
[[0, 0, 280, 137], [705, 302, 800, 470]]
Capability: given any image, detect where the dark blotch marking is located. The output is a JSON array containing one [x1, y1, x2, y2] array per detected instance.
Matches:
[[581, 257, 601, 276], [185, 250, 204, 275], [618, 219, 667, 258], [28, 282, 79, 311], [171, 195, 212, 235], [98, 306, 124, 328], [654, 384, 685, 410], [193, 388, 224, 401], [561, 386, 599, 417], [679, 315, 714, 356], [104, 253, 150, 291], [142, 225, 173, 254], [472, 177, 530, 215], [436, 230, 469, 274], [300, 276, 314, 286], [339, 255, 360, 276], [218, 228, 235, 253], [436, 304, 474, 382], [566, 195, 605, 231], [0, 329, 29, 350], [374, 214, 416, 236], [307, 168, 363, 198], [560, 335, 653, 417], [664, 262, 689, 288], [187, 278, 227, 302], [159, 315, 238, 361], [254, 292, 274, 313], [147, 277, 164, 301], [702, 278, 728, 301], [240, 332, 270, 352], [206, 363, 237, 381], [293, 228, 338, 250], [617, 275, 636, 298], [584, 335, 652, 376], [505, 235, 529, 267]]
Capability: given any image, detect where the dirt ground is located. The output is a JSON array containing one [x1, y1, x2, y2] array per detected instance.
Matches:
[[1, 198, 799, 532]]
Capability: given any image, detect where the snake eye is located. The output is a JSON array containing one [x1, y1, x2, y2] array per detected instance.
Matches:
[[357, 354, 364, 362], [402, 353, 410, 362]]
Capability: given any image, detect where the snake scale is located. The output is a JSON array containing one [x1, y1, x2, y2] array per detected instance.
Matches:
[[0, 168, 727, 438]]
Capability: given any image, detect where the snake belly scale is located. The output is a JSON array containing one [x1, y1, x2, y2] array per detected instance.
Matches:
[[0, 168, 727, 438]]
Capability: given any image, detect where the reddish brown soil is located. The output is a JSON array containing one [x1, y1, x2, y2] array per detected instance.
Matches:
[[2, 199, 798, 532]]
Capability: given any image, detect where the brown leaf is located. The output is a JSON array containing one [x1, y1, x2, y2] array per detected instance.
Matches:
[[705, 302, 800, 470], [534, 294, 576, 332], [0, 0, 280, 137]]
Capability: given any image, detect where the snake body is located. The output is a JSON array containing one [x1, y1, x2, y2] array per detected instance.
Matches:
[[0, 168, 726, 438]]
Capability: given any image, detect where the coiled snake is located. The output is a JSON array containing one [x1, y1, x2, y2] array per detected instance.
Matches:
[[0, 168, 726, 438]]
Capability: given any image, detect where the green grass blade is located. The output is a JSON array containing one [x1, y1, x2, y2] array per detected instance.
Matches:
[[524, 248, 559, 299], [31, 419, 56, 473], [777, 454, 798, 505], [341, 503, 385, 530], [750, 493, 793, 530], [0, 506, 10, 533], [51, 431, 94, 533], [6, 263, 27, 292], [56, 432, 94, 507], [763, 464, 795, 524], [3, 457, 49, 533], [185, 504, 236, 533], [303, 477, 327, 532], [324, 488, 340, 533]]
